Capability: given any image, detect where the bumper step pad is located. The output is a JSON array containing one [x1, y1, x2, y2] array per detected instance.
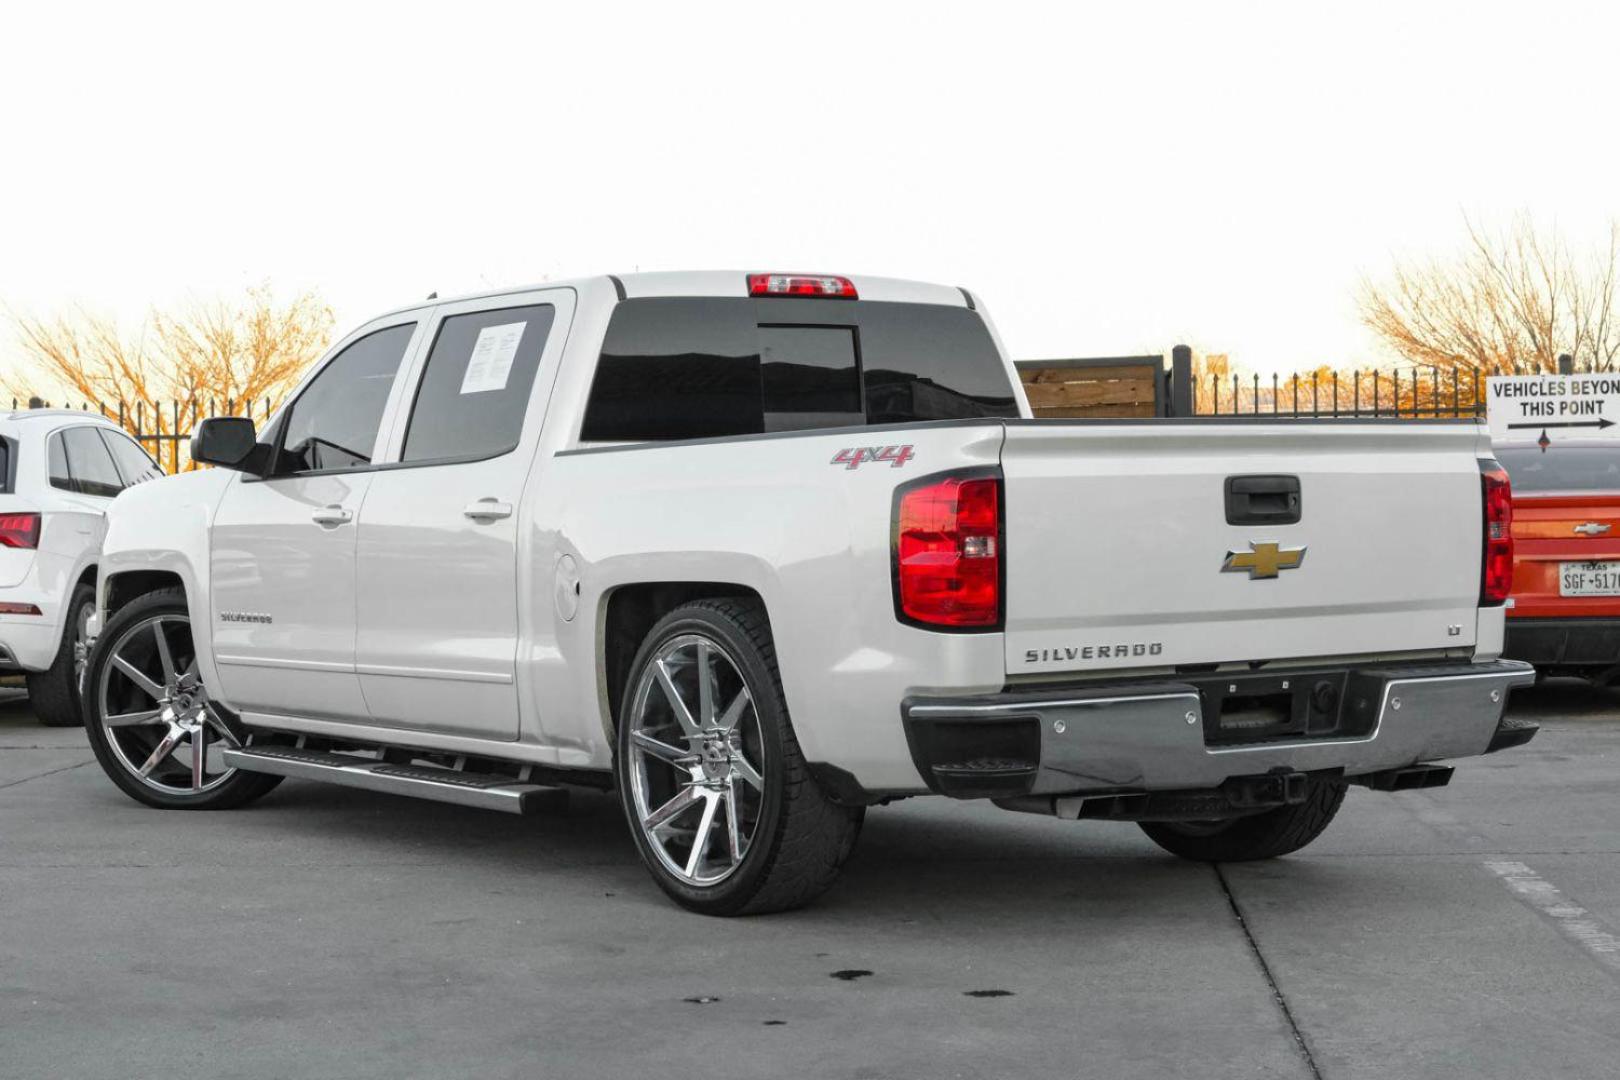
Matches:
[[1485, 715, 1541, 754]]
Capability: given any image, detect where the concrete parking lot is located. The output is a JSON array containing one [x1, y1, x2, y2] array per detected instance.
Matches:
[[2, 682, 1616, 1080]]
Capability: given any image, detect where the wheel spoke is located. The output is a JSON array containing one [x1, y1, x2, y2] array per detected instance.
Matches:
[[202, 707, 241, 748], [151, 619, 178, 686], [696, 641, 715, 726], [112, 655, 165, 701], [732, 752, 764, 792], [724, 780, 744, 864], [138, 727, 182, 777], [191, 722, 207, 789], [685, 792, 719, 878], [643, 785, 700, 833], [716, 687, 751, 733], [654, 659, 700, 738], [631, 729, 693, 766], [104, 708, 163, 728]]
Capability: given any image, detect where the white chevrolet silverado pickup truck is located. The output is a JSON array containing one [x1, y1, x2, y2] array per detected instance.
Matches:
[[82, 270, 1538, 915]]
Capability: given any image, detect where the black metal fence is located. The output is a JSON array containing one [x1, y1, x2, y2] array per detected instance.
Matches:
[[9, 396, 277, 473], [1194, 365, 1486, 419]]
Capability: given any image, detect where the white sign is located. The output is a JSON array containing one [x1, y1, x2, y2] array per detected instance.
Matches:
[[459, 322, 526, 394], [1486, 373, 1620, 445]]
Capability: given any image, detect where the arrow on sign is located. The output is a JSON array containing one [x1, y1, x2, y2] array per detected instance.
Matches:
[[1507, 418, 1616, 430]]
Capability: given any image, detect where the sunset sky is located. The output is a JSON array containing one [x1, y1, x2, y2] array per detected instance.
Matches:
[[4, 0, 1616, 381]]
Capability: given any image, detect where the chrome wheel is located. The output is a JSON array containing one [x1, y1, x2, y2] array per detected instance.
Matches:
[[72, 598, 94, 695], [97, 614, 239, 795], [626, 633, 765, 887]]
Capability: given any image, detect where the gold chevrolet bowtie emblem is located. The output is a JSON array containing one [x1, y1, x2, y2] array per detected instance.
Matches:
[[1222, 541, 1306, 579]]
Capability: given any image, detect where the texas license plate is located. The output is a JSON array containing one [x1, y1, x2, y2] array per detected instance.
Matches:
[[1559, 561, 1620, 596]]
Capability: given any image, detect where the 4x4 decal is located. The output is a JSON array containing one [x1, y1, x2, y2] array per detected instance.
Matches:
[[831, 445, 915, 470]]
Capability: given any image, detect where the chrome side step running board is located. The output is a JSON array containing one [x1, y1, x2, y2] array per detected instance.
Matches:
[[221, 744, 567, 815]]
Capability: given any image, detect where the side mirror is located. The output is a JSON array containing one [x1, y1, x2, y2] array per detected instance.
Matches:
[[191, 417, 262, 473]]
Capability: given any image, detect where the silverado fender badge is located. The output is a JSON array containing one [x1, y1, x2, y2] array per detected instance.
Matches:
[[1222, 541, 1306, 579]]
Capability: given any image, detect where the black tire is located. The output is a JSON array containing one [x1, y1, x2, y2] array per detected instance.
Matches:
[[82, 587, 282, 811], [1138, 777, 1348, 862], [614, 598, 863, 916], [26, 582, 94, 727]]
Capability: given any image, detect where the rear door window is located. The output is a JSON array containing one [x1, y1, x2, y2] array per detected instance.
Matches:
[[60, 426, 125, 497], [400, 305, 556, 463], [580, 297, 1018, 442], [100, 429, 164, 487], [273, 323, 415, 475]]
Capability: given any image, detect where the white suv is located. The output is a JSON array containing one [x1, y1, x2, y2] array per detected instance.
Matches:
[[0, 409, 163, 725]]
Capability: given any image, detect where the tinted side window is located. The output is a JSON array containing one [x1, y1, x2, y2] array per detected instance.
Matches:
[[0, 438, 9, 494], [48, 434, 71, 490], [274, 324, 414, 475], [401, 305, 555, 463], [100, 429, 164, 486], [61, 426, 124, 497]]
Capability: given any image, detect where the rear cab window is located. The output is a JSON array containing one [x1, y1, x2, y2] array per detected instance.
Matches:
[[1498, 446, 1620, 492], [580, 297, 1018, 442]]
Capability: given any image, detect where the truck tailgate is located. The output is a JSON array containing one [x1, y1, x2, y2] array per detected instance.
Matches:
[[1000, 422, 1488, 677]]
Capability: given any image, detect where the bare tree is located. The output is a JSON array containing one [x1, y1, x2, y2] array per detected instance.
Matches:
[[1358, 214, 1620, 374], [9, 286, 333, 467]]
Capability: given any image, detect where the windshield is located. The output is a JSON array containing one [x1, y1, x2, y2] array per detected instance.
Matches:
[[1497, 446, 1620, 493]]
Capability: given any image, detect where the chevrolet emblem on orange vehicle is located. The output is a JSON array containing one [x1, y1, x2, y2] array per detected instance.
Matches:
[[1222, 541, 1307, 579]]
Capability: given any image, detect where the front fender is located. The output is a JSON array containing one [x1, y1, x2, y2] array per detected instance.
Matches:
[[96, 469, 235, 695]]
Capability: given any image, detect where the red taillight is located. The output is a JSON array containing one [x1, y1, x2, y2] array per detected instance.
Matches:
[[747, 272, 857, 299], [894, 474, 1002, 628], [0, 602, 42, 615], [0, 512, 40, 550], [1481, 462, 1513, 605]]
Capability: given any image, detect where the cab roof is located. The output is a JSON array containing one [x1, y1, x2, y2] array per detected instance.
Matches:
[[374, 271, 973, 321]]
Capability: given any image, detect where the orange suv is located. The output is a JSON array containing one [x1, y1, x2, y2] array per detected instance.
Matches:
[[1498, 440, 1620, 681]]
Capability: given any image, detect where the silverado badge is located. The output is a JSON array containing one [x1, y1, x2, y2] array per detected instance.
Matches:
[[1222, 541, 1306, 579]]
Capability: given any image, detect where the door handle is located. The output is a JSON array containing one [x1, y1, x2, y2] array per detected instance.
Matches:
[[1224, 475, 1301, 526], [311, 505, 353, 527], [463, 499, 513, 522]]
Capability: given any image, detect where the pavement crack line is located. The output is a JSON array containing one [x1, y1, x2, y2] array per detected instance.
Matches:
[[1214, 863, 1325, 1080], [0, 759, 93, 791]]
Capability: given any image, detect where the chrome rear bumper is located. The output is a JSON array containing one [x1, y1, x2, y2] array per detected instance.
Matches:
[[901, 660, 1537, 799]]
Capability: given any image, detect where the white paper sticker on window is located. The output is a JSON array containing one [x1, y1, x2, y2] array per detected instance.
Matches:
[[459, 321, 527, 394]]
